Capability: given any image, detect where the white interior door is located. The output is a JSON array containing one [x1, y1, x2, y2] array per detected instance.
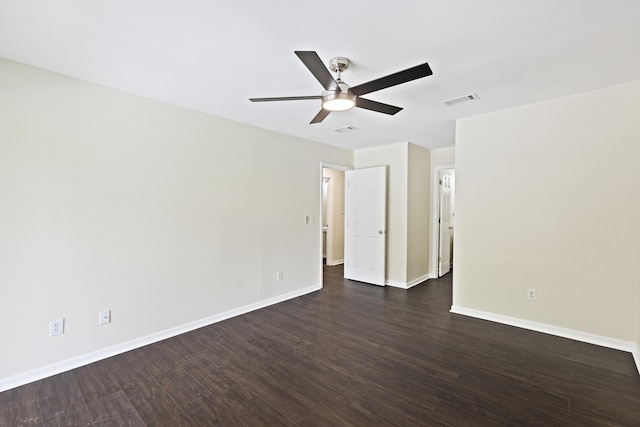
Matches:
[[438, 173, 452, 277], [344, 166, 387, 286]]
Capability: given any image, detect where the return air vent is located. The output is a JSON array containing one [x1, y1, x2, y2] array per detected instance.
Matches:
[[333, 125, 359, 133], [443, 93, 480, 107]]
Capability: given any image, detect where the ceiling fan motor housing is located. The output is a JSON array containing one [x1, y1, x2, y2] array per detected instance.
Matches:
[[322, 82, 356, 111]]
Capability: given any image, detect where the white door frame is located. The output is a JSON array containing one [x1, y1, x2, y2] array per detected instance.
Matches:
[[319, 162, 352, 287], [430, 165, 455, 279]]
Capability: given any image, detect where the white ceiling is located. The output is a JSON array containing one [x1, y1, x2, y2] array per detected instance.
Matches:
[[1, 0, 639, 150]]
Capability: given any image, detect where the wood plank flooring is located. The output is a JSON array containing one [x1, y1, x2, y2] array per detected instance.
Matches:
[[2, 265, 640, 425]]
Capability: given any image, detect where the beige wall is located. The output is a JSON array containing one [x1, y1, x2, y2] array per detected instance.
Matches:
[[0, 58, 352, 385], [454, 81, 640, 342], [355, 143, 409, 284], [354, 142, 432, 287], [407, 144, 431, 283], [430, 146, 455, 170]]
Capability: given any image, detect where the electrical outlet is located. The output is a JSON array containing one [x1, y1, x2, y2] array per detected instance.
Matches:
[[527, 289, 537, 301], [49, 318, 64, 336], [99, 309, 111, 325], [276, 271, 283, 281]]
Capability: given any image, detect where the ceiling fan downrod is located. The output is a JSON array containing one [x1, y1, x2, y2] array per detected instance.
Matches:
[[329, 57, 350, 81]]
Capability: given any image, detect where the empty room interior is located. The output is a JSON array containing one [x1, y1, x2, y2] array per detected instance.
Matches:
[[1, 1, 639, 425]]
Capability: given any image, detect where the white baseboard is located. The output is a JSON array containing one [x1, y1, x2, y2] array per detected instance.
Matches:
[[327, 259, 344, 266], [0, 284, 321, 393], [386, 280, 407, 289], [633, 344, 640, 375], [406, 274, 432, 289], [386, 274, 434, 289], [450, 305, 639, 375]]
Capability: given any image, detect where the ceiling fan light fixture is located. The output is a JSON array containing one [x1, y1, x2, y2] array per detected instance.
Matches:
[[322, 91, 356, 111], [250, 51, 432, 124]]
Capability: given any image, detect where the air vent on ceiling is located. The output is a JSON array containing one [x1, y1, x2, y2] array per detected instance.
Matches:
[[443, 93, 480, 107], [333, 125, 359, 133]]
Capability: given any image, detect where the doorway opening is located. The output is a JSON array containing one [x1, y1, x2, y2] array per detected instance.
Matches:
[[319, 163, 350, 286], [322, 168, 346, 266], [430, 166, 455, 278]]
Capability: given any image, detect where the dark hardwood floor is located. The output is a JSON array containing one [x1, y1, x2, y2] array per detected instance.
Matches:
[[2, 265, 640, 426]]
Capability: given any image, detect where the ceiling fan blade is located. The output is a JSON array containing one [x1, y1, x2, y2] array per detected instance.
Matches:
[[295, 51, 341, 92], [356, 97, 403, 115], [350, 62, 432, 96], [249, 95, 322, 102], [310, 109, 331, 124]]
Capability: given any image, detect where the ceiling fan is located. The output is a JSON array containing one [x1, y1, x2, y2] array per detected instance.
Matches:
[[249, 51, 432, 124]]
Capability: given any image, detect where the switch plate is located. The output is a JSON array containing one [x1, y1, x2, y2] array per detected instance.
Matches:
[[527, 289, 537, 301], [276, 271, 283, 281], [49, 319, 64, 336], [99, 309, 111, 325]]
